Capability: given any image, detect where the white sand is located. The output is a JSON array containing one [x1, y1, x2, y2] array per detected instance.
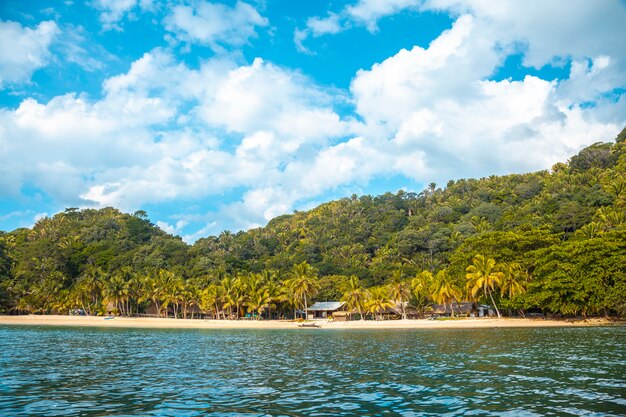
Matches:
[[0, 315, 615, 330]]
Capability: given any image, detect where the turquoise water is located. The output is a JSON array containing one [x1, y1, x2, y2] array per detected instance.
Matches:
[[0, 326, 624, 416]]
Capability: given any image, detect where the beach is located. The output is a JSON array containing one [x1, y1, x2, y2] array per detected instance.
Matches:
[[0, 315, 616, 329]]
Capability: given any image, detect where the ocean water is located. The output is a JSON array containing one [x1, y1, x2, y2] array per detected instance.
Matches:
[[0, 326, 624, 416]]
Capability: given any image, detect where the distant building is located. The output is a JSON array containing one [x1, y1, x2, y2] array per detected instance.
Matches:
[[306, 301, 346, 319], [431, 302, 495, 317]]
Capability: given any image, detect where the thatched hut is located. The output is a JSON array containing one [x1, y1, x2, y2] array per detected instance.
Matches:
[[430, 302, 494, 317]]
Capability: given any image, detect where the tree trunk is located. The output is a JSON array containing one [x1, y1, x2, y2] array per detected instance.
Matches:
[[304, 295, 308, 320], [488, 291, 501, 318]]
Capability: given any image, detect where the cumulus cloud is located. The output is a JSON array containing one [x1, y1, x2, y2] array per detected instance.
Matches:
[[0, 20, 59, 87], [0, 49, 351, 229], [347, 5, 625, 182], [295, 0, 626, 70], [423, 0, 626, 70], [164, 1, 268, 50], [1, 2, 625, 240], [91, 0, 156, 30], [295, 0, 419, 51], [198, 58, 349, 142]]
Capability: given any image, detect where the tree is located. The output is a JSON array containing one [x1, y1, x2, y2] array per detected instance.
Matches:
[[286, 261, 319, 319], [367, 286, 393, 320], [466, 254, 503, 318], [410, 271, 433, 317], [74, 264, 106, 315], [201, 283, 223, 319], [499, 262, 528, 299], [104, 274, 129, 316], [388, 270, 411, 320], [430, 269, 461, 317], [340, 275, 368, 321]]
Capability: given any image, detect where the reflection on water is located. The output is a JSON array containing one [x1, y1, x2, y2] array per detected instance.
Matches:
[[0, 326, 624, 416]]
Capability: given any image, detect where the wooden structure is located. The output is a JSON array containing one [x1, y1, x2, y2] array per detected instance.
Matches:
[[431, 302, 495, 317], [306, 301, 346, 319]]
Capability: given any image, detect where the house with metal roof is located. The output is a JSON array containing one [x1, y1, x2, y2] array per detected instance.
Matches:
[[306, 301, 346, 319]]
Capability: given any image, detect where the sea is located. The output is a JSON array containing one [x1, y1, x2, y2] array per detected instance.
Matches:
[[0, 326, 624, 416]]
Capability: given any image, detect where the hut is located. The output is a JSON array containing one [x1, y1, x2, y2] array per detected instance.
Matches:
[[306, 301, 346, 319], [331, 311, 352, 322], [430, 302, 495, 317]]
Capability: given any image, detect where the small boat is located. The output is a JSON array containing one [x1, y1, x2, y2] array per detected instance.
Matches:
[[104, 316, 115, 320], [298, 322, 320, 328]]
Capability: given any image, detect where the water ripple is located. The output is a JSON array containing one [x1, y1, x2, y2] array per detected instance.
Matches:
[[0, 326, 624, 416]]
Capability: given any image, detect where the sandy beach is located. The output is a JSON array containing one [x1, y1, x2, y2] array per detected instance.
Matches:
[[0, 315, 617, 330]]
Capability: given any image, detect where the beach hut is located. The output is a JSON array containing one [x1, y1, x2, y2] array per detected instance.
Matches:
[[306, 301, 346, 319], [331, 311, 352, 322], [430, 302, 495, 317], [477, 304, 495, 317]]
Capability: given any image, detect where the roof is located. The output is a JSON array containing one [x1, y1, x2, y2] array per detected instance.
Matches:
[[307, 301, 345, 311], [431, 302, 494, 314]]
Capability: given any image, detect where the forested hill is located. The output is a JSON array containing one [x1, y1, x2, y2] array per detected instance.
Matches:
[[1, 130, 625, 317]]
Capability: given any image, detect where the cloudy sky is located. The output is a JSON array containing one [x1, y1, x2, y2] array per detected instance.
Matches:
[[0, 0, 625, 241]]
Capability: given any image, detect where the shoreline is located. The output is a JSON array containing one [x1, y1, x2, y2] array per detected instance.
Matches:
[[0, 315, 620, 330]]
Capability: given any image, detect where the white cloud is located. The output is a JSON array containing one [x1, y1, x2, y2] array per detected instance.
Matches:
[[164, 1, 268, 50], [295, 0, 626, 73], [1, 2, 625, 241], [346, 0, 420, 31], [0, 49, 351, 231], [0, 20, 59, 87], [423, 0, 626, 70], [307, 13, 343, 36], [199, 58, 349, 143], [294, 0, 420, 51], [157, 219, 188, 235], [91, 0, 147, 30], [348, 7, 625, 183]]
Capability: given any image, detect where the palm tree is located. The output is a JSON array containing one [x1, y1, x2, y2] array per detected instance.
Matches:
[[139, 269, 164, 317], [466, 254, 503, 318], [246, 285, 271, 319], [164, 275, 184, 318], [76, 264, 105, 315], [263, 274, 281, 320], [410, 271, 433, 318], [231, 274, 248, 319], [180, 281, 199, 319], [499, 262, 528, 299], [201, 283, 223, 319], [431, 269, 461, 317], [104, 274, 129, 316], [388, 270, 412, 320], [220, 275, 237, 319], [115, 266, 136, 316], [340, 275, 368, 321], [367, 286, 394, 320], [286, 261, 319, 320]]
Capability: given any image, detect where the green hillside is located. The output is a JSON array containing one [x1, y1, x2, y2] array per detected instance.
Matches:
[[1, 130, 624, 318]]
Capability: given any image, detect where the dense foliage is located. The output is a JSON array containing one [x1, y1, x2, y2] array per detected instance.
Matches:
[[1, 131, 624, 318]]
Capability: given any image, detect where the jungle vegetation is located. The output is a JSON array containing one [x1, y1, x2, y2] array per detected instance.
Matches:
[[0, 130, 624, 318]]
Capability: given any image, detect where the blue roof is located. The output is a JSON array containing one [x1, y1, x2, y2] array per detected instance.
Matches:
[[307, 302, 345, 311]]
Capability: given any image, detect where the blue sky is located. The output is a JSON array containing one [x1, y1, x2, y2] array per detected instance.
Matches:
[[1, 0, 625, 242]]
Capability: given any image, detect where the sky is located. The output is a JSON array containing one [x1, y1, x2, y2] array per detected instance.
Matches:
[[0, 0, 625, 242]]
